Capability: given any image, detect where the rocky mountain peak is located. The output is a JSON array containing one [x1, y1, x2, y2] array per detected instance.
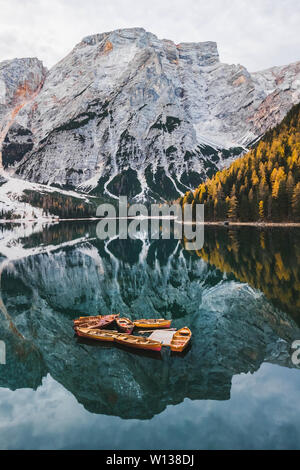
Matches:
[[176, 41, 219, 66], [80, 27, 149, 45], [0, 28, 299, 201], [0, 57, 46, 106], [77, 28, 220, 67]]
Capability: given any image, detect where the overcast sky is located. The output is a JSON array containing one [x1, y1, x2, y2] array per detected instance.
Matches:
[[0, 0, 299, 72]]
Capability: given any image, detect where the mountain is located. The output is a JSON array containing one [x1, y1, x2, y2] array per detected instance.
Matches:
[[1, 28, 300, 201], [181, 102, 300, 221]]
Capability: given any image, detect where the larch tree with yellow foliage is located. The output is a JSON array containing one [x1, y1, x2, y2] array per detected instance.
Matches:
[[181, 102, 300, 222]]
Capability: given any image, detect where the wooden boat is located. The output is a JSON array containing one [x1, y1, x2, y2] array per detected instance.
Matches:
[[115, 333, 162, 352], [73, 314, 119, 330], [116, 317, 135, 334], [75, 327, 162, 352], [133, 318, 172, 329], [75, 327, 121, 342], [170, 327, 192, 352]]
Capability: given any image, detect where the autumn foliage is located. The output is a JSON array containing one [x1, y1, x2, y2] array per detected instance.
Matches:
[[181, 102, 300, 221]]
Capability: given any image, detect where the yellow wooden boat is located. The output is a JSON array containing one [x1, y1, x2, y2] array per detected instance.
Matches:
[[133, 318, 172, 329], [75, 327, 162, 352], [170, 327, 192, 352], [73, 314, 119, 330], [75, 327, 121, 342]]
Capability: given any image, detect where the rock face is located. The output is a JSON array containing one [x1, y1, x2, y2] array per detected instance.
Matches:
[[1, 28, 300, 200], [0, 58, 46, 169]]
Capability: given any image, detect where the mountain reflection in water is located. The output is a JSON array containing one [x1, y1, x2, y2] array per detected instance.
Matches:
[[0, 222, 299, 422]]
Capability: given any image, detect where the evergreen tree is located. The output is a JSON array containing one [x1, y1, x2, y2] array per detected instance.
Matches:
[[258, 200, 264, 220], [181, 102, 300, 222], [292, 183, 300, 220]]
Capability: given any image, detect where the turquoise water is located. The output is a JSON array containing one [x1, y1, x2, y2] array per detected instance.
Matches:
[[0, 222, 300, 449]]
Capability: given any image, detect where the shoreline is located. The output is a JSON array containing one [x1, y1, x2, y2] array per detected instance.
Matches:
[[1, 217, 300, 227], [0, 215, 177, 224], [203, 221, 300, 227]]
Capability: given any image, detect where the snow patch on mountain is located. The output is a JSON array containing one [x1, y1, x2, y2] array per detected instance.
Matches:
[[0, 175, 95, 220]]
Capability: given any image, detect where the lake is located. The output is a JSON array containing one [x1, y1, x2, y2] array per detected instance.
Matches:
[[0, 221, 300, 450]]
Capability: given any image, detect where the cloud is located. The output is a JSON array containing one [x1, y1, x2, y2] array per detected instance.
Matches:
[[1, 364, 300, 449], [0, 0, 299, 71]]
